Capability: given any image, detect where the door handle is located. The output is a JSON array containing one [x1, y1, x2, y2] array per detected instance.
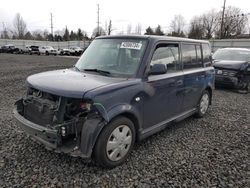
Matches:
[[176, 80, 183, 86]]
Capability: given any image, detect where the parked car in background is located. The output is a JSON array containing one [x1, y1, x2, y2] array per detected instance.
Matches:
[[19, 45, 32, 54], [58, 48, 71, 56], [14, 35, 214, 168], [213, 48, 250, 92], [69, 46, 83, 56], [39, 46, 57, 55], [0, 44, 20, 54], [29, 46, 40, 55]]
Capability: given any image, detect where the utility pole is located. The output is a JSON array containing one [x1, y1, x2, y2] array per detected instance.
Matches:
[[220, 0, 226, 39], [50, 13, 54, 40], [97, 4, 100, 36]]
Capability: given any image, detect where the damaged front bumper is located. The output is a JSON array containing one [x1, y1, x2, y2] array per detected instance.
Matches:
[[13, 99, 105, 159], [215, 75, 239, 88]]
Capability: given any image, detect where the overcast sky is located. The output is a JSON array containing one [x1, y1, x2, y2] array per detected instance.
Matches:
[[0, 0, 250, 36]]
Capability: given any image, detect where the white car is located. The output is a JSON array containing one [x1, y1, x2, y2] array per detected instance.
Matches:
[[39, 46, 57, 56], [19, 45, 31, 54], [69, 46, 83, 56]]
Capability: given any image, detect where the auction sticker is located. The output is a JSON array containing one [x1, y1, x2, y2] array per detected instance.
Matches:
[[120, 42, 142, 50]]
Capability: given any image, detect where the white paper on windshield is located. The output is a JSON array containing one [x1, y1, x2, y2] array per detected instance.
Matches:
[[120, 42, 142, 50]]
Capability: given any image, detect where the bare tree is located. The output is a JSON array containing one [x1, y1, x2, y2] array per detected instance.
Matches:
[[170, 14, 186, 37], [32, 29, 44, 40], [13, 13, 27, 39], [134, 23, 142, 35], [92, 26, 106, 38], [201, 9, 220, 39], [127, 24, 132, 34], [107, 20, 113, 35], [217, 6, 248, 38], [188, 16, 204, 39]]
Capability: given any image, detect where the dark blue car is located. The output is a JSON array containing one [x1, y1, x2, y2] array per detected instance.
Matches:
[[14, 35, 215, 168]]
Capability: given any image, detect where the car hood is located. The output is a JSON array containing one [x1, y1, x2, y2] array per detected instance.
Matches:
[[27, 69, 126, 98], [213, 60, 249, 70]]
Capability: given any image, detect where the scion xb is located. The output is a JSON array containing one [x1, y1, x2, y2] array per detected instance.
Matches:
[[14, 35, 215, 168]]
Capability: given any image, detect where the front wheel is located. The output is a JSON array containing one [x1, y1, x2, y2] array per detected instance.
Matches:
[[93, 116, 135, 168], [195, 90, 210, 118]]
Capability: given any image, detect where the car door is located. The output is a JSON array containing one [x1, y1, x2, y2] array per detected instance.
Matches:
[[143, 42, 184, 129], [181, 43, 205, 111]]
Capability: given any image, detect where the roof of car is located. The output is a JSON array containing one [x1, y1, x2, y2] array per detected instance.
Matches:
[[218, 47, 250, 51], [97, 35, 209, 44]]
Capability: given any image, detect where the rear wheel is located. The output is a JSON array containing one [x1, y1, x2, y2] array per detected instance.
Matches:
[[93, 116, 135, 168], [195, 90, 210, 118]]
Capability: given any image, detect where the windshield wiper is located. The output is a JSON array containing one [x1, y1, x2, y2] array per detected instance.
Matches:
[[83, 68, 111, 76]]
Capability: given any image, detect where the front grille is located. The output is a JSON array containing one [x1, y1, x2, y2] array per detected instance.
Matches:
[[215, 69, 237, 77]]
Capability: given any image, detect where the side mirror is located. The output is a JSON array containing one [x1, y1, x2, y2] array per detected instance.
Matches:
[[149, 64, 167, 75]]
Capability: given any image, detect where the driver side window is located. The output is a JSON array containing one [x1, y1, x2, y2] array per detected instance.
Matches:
[[150, 43, 180, 73]]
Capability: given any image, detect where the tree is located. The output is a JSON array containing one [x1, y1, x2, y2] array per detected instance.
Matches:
[[155, 25, 164, 35], [47, 34, 54, 41], [134, 23, 142, 35], [107, 20, 113, 35], [127, 24, 132, 34], [32, 30, 44, 40], [13, 13, 27, 39], [1, 28, 10, 39], [201, 9, 220, 39], [54, 34, 63, 41], [188, 16, 204, 39], [69, 30, 77, 40], [169, 14, 186, 37], [63, 26, 70, 41], [144, 26, 154, 35], [24, 31, 33, 40], [217, 6, 248, 38], [77, 28, 84, 40], [92, 27, 106, 38]]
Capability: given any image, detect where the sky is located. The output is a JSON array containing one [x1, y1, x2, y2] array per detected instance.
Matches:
[[0, 0, 250, 36]]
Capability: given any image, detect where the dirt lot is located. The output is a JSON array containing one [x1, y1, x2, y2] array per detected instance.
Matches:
[[0, 54, 249, 187]]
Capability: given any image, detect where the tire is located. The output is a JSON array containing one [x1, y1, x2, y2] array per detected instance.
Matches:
[[195, 90, 210, 118], [246, 81, 250, 93], [93, 116, 136, 168], [46, 51, 49, 56]]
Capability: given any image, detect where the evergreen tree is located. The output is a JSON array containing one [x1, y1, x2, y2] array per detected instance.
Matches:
[[155, 25, 164, 36], [144, 26, 154, 35], [63, 26, 69, 41]]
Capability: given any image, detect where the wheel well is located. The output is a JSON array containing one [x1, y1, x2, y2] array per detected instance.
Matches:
[[91, 112, 140, 158], [205, 86, 212, 105]]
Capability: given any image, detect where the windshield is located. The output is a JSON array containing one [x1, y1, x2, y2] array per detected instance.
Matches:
[[213, 49, 250, 61], [75, 38, 147, 77]]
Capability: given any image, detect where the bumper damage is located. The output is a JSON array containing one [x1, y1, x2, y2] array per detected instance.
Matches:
[[13, 98, 106, 159]]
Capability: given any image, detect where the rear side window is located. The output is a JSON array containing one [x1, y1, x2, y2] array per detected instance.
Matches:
[[182, 43, 203, 69], [150, 43, 180, 73], [202, 43, 212, 67]]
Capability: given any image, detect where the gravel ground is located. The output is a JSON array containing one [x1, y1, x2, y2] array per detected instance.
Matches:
[[0, 54, 249, 187]]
